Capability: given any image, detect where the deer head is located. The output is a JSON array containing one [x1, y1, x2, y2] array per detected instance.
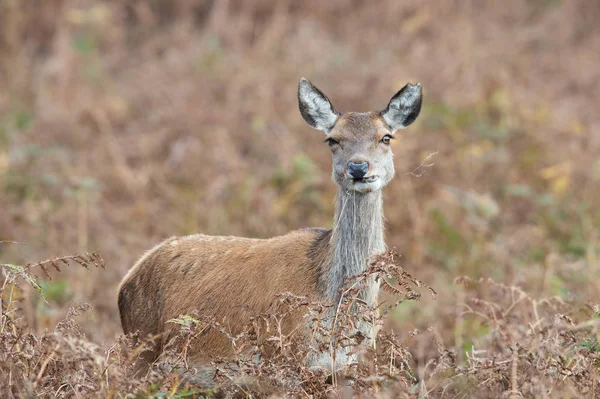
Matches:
[[298, 77, 422, 193]]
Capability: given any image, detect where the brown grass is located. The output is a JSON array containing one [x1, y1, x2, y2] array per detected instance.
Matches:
[[1, 0, 600, 397]]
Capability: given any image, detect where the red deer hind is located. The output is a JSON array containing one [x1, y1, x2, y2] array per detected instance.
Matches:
[[118, 77, 423, 377]]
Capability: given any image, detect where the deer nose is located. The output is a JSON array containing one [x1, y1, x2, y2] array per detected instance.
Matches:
[[348, 161, 369, 179]]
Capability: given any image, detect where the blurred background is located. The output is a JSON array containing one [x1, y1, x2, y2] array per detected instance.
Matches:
[[1, 0, 599, 378]]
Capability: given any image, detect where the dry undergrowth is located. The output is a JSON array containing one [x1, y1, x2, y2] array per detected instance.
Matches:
[[1, 247, 434, 398], [424, 277, 600, 398], [156, 250, 435, 397], [2, 247, 599, 398]]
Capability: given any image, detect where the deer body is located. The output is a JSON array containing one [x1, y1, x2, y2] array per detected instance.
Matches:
[[118, 78, 422, 374]]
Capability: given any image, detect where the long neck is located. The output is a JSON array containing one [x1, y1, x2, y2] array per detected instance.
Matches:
[[321, 188, 386, 300]]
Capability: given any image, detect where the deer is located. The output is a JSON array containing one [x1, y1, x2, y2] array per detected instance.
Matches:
[[118, 77, 423, 379]]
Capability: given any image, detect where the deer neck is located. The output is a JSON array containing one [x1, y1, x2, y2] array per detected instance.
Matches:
[[321, 188, 386, 301]]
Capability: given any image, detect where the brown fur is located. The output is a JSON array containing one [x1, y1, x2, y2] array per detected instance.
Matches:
[[118, 228, 331, 369]]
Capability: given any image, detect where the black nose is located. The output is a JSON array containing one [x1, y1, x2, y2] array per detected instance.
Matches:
[[348, 161, 369, 179]]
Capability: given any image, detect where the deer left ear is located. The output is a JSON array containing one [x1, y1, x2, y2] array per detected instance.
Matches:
[[298, 78, 340, 134], [380, 83, 422, 132]]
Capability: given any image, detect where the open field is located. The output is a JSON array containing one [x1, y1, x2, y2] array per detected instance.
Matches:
[[1, 0, 600, 397]]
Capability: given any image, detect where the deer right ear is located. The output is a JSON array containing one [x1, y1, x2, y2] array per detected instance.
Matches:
[[380, 83, 423, 132], [298, 78, 340, 133]]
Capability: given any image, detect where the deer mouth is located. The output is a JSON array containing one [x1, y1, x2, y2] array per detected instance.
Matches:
[[352, 175, 378, 184]]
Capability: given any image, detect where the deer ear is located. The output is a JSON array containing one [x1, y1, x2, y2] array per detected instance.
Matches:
[[380, 83, 422, 132], [298, 78, 340, 133]]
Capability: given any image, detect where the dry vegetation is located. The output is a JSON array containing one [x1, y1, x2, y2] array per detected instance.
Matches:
[[1, 0, 600, 397]]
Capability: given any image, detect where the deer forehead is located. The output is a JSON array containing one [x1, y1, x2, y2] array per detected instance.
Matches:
[[329, 112, 391, 142]]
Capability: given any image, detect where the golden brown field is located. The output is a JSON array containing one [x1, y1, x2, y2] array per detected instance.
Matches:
[[1, 1, 600, 397]]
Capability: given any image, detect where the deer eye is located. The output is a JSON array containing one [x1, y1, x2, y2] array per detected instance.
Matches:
[[380, 135, 393, 145], [324, 137, 340, 147]]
